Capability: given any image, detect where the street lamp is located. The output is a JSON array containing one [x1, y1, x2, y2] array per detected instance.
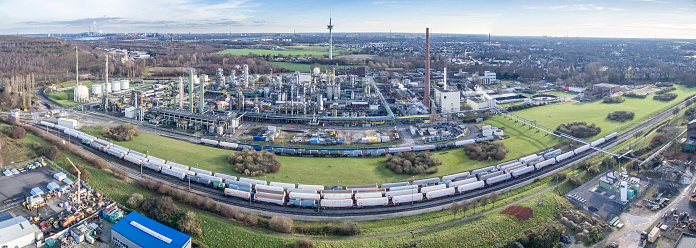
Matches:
[[412, 175, 415, 205]]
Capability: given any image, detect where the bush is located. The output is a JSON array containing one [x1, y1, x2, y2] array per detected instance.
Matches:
[[654, 93, 678, 101], [384, 152, 442, 175], [291, 239, 315, 248], [569, 175, 583, 186], [656, 82, 674, 87], [516, 222, 566, 248], [127, 193, 144, 208], [177, 211, 203, 236], [341, 221, 362, 236], [32, 142, 42, 150], [464, 141, 509, 161], [41, 145, 61, 160], [269, 216, 294, 233], [607, 111, 635, 122], [622, 92, 647, 99], [142, 197, 178, 221], [227, 150, 281, 176], [3, 126, 26, 139], [602, 96, 624, 104], [556, 122, 601, 138], [100, 124, 139, 141], [656, 86, 677, 94]]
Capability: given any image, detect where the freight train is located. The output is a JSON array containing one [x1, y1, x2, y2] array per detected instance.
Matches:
[[40, 121, 617, 209]]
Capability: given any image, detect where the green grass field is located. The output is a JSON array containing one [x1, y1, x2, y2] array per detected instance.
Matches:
[[543, 91, 578, 97], [45, 89, 83, 107], [216, 48, 327, 57], [270, 62, 313, 72], [56, 80, 95, 89]]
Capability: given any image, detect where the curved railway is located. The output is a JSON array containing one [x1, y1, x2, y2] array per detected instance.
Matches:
[[30, 93, 695, 218]]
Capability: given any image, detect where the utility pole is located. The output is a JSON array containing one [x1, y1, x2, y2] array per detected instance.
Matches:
[[66, 158, 81, 205]]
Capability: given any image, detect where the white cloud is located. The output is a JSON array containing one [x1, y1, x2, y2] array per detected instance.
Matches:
[[523, 4, 624, 11]]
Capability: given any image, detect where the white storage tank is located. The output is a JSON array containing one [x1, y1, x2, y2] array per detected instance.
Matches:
[[620, 181, 628, 202], [120, 79, 129, 90], [92, 84, 102, 95], [111, 81, 121, 92], [104, 82, 111, 93], [73, 84, 89, 102]]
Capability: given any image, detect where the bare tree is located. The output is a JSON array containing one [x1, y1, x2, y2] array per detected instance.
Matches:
[[450, 201, 460, 218], [460, 200, 469, 216], [471, 198, 478, 214], [480, 195, 489, 210], [489, 192, 498, 208]]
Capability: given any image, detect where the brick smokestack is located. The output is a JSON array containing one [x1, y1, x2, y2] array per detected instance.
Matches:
[[425, 28, 430, 111]]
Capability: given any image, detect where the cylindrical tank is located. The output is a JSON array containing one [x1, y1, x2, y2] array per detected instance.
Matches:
[[120, 80, 129, 90], [104, 83, 111, 93], [73, 85, 89, 102], [92, 84, 102, 95], [620, 181, 628, 202], [111, 81, 121, 91]]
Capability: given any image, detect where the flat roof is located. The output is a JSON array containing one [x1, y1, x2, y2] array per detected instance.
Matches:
[[675, 233, 696, 248], [112, 212, 191, 248], [0, 216, 34, 244]]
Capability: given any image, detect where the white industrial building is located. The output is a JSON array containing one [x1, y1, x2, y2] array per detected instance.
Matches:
[[0, 216, 41, 247], [57, 118, 78, 129], [465, 87, 496, 110], [433, 87, 461, 113]]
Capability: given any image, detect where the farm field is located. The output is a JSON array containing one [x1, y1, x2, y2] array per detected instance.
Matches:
[[270, 61, 359, 73], [215, 48, 327, 57]]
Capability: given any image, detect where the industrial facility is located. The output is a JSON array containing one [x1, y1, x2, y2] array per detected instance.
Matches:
[[111, 212, 192, 248]]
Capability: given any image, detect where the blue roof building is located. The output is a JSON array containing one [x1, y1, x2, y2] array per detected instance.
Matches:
[[110, 212, 191, 248]]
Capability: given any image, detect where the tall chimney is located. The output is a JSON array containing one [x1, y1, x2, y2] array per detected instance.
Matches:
[[424, 28, 430, 111], [200, 78, 205, 113], [443, 67, 447, 91], [178, 77, 183, 109], [189, 70, 194, 112]]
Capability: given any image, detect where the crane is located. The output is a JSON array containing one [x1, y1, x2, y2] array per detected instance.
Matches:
[[66, 158, 81, 206]]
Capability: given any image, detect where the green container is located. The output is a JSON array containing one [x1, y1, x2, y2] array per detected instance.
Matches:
[[627, 189, 635, 198], [213, 181, 226, 189]]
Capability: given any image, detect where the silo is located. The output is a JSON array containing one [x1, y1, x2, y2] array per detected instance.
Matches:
[[104, 82, 111, 93], [111, 81, 121, 91], [92, 84, 102, 95], [120, 79, 129, 90], [620, 181, 627, 202]]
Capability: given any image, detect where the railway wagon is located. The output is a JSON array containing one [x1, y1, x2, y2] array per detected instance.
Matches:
[[128, 150, 147, 158], [40, 121, 55, 128], [590, 138, 605, 147], [573, 145, 590, 155], [239, 177, 267, 186], [356, 197, 389, 207], [485, 173, 511, 186], [187, 175, 212, 186], [123, 154, 145, 165], [320, 199, 353, 208], [107, 148, 127, 159], [385, 188, 419, 198], [146, 156, 166, 164], [442, 172, 470, 182], [448, 178, 478, 188], [533, 159, 556, 170], [288, 198, 317, 207], [143, 161, 165, 172], [425, 187, 456, 200], [228, 185, 252, 193], [298, 184, 324, 191], [92, 139, 112, 148], [228, 180, 252, 189], [288, 192, 321, 201], [224, 188, 252, 200], [171, 167, 196, 177], [346, 184, 378, 190], [555, 151, 574, 162], [190, 167, 212, 176], [161, 168, 186, 180], [354, 192, 384, 199], [472, 165, 496, 175], [477, 170, 505, 181], [510, 166, 535, 178], [456, 181, 485, 193], [388, 147, 412, 153], [320, 189, 353, 196], [201, 138, 219, 146], [255, 185, 285, 195], [352, 188, 386, 194], [519, 154, 542, 164], [454, 139, 475, 147], [504, 164, 526, 173], [497, 160, 523, 171], [391, 193, 423, 205], [287, 188, 317, 194], [254, 192, 285, 205], [605, 132, 618, 140], [322, 193, 353, 200], [420, 184, 446, 193], [214, 173, 237, 182], [412, 145, 436, 152], [413, 177, 440, 186], [389, 185, 418, 192], [541, 149, 562, 159], [219, 141, 238, 150], [90, 142, 107, 151], [166, 161, 189, 171], [270, 182, 296, 189], [197, 174, 223, 183]]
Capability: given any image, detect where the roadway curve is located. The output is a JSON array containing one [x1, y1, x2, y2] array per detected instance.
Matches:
[[33, 88, 694, 220]]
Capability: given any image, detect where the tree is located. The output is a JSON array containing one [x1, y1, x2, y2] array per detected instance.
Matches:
[[489, 192, 498, 208], [480, 195, 489, 209], [269, 216, 294, 233], [471, 198, 478, 214], [127, 193, 144, 208], [450, 201, 460, 217], [460, 200, 469, 216], [177, 211, 202, 236], [41, 145, 61, 160]]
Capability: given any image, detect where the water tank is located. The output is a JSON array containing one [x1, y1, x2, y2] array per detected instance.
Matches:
[[104, 82, 111, 93], [111, 81, 121, 92], [620, 181, 628, 202], [92, 84, 102, 95], [73, 84, 89, 102], [120, 80, 129, 90], [313, 67, 321, 75]]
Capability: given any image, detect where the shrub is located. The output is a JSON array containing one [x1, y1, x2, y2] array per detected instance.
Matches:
[[654, 93, 677, 101], [177, 211, 203, 236], [100, 124, 139, 141], [32, 142, 42, 150], [3, 126, 26, 139], [142, 197, 178, 221], [341, 221, 362, 236], [602, 96, 624, 104], [516, 222, 566, 248], [127, 193, 144, 208], [41, 145, 61, 160], [656, 86, 677, 94], [227, 149, 281, 176], [656, 82, 674, 87], [607, 111, 635, 122], [569, 175, 583, 186], [556, 122, 601, 138], [292, 239, 315, 248], [384, 152, 442, 175], [622, 92, 647, 99], [464, 141, 509, 161], [269, 216, 294, 233]]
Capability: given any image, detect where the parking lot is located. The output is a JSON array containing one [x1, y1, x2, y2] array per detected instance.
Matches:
[[0, 166, 68, 205]]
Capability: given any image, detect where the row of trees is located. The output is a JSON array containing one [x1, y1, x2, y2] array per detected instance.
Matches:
[[555, 122, 601, 138], [450, 192, 499, 217], [464, 141, 508, 161], [384, 152, 442, 175], [227, 150, 281, 176]]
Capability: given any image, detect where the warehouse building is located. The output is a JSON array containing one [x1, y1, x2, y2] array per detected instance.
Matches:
[[0, 216, 41, 247], [111, 212, 192, 248]]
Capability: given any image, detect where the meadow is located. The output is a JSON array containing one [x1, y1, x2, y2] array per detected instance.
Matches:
[[215, 48, 327, 57]]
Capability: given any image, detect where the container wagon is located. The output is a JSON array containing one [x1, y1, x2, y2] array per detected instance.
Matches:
[[448, 178, 478, 188], [239, 177, 267, 186], [320, 199, 353, 208], [270, 182, 296, 189], [412, 145, 436, 152], [190, 167, 212, 176], [298, 184, 324, 191], [534, 159, 556, 170], [454, 139, 475, 147], [420, 184, 447, 193], [385, 188, 419, 197], [213, 173, 237, 182], [161, 168, 186, 180], [485, 173, 511, 186], [472, 166, 496, 175], [413, 177, 440, 186], [457, 181, 485, 193], [388, 147, 412, 153], [391, 193, 423, 205], [254, 193, 285, 205], [201, 138, 219, 146], [442, 172, 470, 182], [354, 192, 384, 199], [389, 185, 419, 192], [219, 141, 238, 149], [425, 188, 456, 200], [224, 188, 252, 200], [356, 197, 389, 207], [510, 166, 535, 178], [166, 161, 189, 171]]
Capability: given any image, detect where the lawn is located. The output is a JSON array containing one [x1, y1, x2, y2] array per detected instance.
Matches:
[[45, 89, 84, 107], [56, 80, 95, 89], [543, 91, 578, 97], [215, 48, 327, 57], [270, 62, 313, 72]]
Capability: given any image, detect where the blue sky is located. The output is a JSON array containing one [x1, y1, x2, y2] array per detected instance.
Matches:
[[1, 0, 694, 38]]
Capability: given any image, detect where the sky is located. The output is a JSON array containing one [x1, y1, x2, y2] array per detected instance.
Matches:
[[1, 0, 695, 39]]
